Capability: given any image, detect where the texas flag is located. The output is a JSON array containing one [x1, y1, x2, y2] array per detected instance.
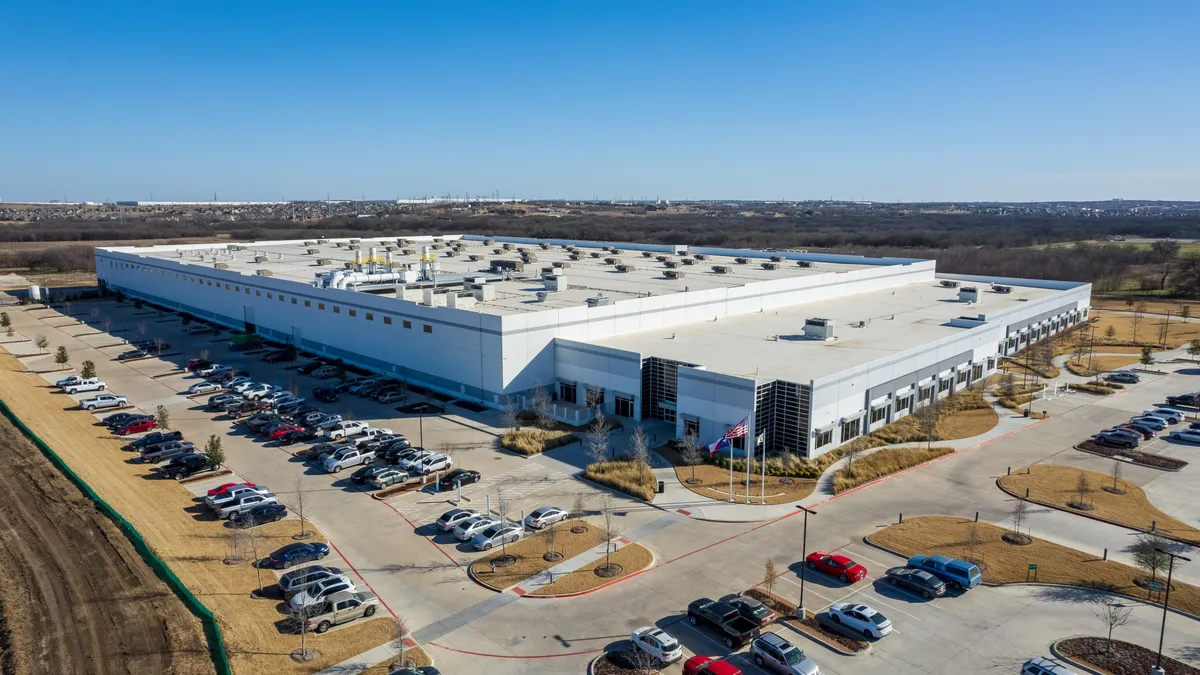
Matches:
[[708, 417, 749, 456]]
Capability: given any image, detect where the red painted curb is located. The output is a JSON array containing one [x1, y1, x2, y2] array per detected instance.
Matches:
[[326, 538, 399, 619], [428, 641, 603, 659]]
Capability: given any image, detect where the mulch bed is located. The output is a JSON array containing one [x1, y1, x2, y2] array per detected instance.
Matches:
[[1057, 637, 1200, 675], [1076, 440, 1188, 470], [745, 588, 868, 653], [592, 651, 663, 675]]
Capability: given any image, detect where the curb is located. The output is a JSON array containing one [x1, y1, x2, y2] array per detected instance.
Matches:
[[587, 653, 600, 675], [1049, 639, 1107, 675], [519, 546, 658, 599], [180, 468, 233, 485], [778, 617, 869, 657], [994, 477, 1200, 547], [465, 560, 504, 593], [1071, 443, 1186, 472]]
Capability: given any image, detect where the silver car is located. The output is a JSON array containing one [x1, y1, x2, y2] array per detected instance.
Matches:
[[752, 632, 820, 674], [279, 565, 347, 600], [455, 516, 497, 541]]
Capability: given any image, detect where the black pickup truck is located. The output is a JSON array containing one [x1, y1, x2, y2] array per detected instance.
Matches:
[[1166, 393, 1200, 408], [686, 598, 761, 648]]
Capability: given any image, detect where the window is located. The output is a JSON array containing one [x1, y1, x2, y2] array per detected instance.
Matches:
[[614, 395, 634, 418], [403, 320, 412, 329], [840, 418, 861, 441], [972, 365, 983, 381], [870, 406, 887, 424], [938, 378, 951, 393], [291, 297, 297, 304], [256, 290, 261, 296], [207, 280, 212, 286], [365, 313, 373, 321], [956, 370, 969, 385], [814, 428, 833, 448], [423, 324, 432, 333], [245, 288, 250, 294], [682, 417, 699, 437], [383, 316, 391, 325], [559, 382, 577, 404], [987, 357, 996, 371], [279, 294, 284, 302], [318, 303, 325, 310], [304, 300, 310, 307], [224, 283, 230, 289], [348, 309, 356, 317], [267, 293, 273, 299], [333, 306, 340, 314], [896, 395, 913, 412], [235, 286, 240, 292], [919, 386, 934, 402]]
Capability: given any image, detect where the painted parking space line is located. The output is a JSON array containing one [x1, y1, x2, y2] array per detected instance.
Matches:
[[816, 578, 925, 622], [775, 575, 839, 605], [836, 544, 900, 570]]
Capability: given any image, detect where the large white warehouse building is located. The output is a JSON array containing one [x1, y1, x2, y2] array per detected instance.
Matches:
[[96, 235, 1090, 458]]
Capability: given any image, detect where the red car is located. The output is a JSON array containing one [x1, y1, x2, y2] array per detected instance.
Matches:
[[207, 481, 257, 497], [805, 551, 867, 583], [117, 419, 157, 435], [683, 656, 742, 675], [187, 358, 213, 371], [270, 424, 304, 440]]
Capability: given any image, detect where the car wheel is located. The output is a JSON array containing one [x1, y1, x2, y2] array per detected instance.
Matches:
[[863, 628, 873, 638], [888, 577, 897, 585], [282, 559, 293, 568], [806, 561, 816, 570], [174, 473, 185, 481], [483, 543, 492, 551], [830, 614, 841, 624], [364, 605, 377, 617], [99, 385, 105, 390], [316, 551, 327, 560], [315, 621, 331, 634], [724, 637, 734, 649], [951, 581, 963, 592], [755, 655, 765, 667], [922, 590, 932, 599], [688, 615, 698, 625], [274, 515, 283, 523], [839, 574, 849, 583]]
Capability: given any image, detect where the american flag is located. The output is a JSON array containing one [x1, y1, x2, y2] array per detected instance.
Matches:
[[708, 417, 749, 456]]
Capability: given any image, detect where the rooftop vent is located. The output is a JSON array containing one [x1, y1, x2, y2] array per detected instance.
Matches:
[[517, 247, 527, 253], [796, 260, 813, 268], [344, 262, 355, 269], [493, 248, 504, 254], [664, 260, 680, 268], [641, 251, 654, 258], [213, 262, 230, 270], [386, 245, 398, 252], [469, 254, 484, 262], [306, 248, 320, 255], [402, 249, 414, 256], [770, 255, 785, 262], [991, 284, 1013, 294], [802, 317, 836, 341], [347, 244, 361, 251], [761, 262, 779, 270], [656, 255, 671, 262], [958, 286, 981, 303], [693, 253, 708, 261], [539, 242, 551, 250], [552, 261, 572, 269], [664, 270, 685, 279], [317, 239, 330, 244], [616, 264, 635, 273], [681, 257, 695, 265], [316, 258, 332, 266], [491, 259, 524, 272], [590, 251, 602, 258], [569, 253, 583, 261], [939, 280, 960, 288], [734, 257, 749, 264], [349, 238, 361, 244], [586, 294, 613, 307], [610, 248, 622, 255], [604, 257, 621, 265], [536, 291, 548, 302], [502, 243, 513, 250], [254, 255, 269, 263], [303, 241, 316, 246], [255, 269, 273, 277], [712, 265, 731, 274], [482, 239, 493, 246]]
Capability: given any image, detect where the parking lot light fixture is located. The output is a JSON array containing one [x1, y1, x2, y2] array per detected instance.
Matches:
[[1152, 547, 1190, 674], [796, 505, 816, 618]]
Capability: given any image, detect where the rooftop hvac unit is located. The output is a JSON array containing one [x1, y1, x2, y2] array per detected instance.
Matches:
[[543, 274, 567, 291], [762, 262, 779, 270], [735, 257, 749, 264], [958, 286, 981, 303], [402, 249, 414, 255], [502, 243, 513, 250], [491, 259, 524, 272], [474, 283, 497, 301], [213, 262, 230, 269], [796, 260, 813, 268], [522, 254, 538, 262], [256, 269, 273, 277], [590, 251, 601, 258], [303, 241, 316, 246], [610, 248, 622, 255], [317, 239, 330, 244], [586, 294, 613, 307], [616, 264, 635, 272], [712, 265, 731, 274], [517, 247, 528, 253], [664, 270, 685, 279], [444, 250, 457, 257], [482, 239, 493, 246], [673, 244, 689, 255], [802, 317, 836, 340], [604, 257, 622, 265], [693, 253, 708, 261], [344, 262, 356, 269], [386, 245, 398, 252], [254, 255, 269, 263], [447, 292, 476, 309], [664, 260, 680, 268], [939, 280, 960, 288], [656, 255, 671, 262], [306, 248, 320, 255], [770, 255, 785, 262], [569, 253, 583, 261], [681, 257, 695, 265], [539, 242, 550, 250], [536, 291, 548, 302], [991, 284, 1013, 294], [493, 248, 504, 254], [349, 238, 361, 244], [317, 258, 332, 266], [641, 251, 654, 258], [347, 244, 361, 251], [430, 243, 443, 250], [469, 254, 484, 261], [553, 261, 572, 269]]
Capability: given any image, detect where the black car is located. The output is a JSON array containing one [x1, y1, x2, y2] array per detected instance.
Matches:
[[1118, 423, 1156, 440], [350, 464, 390, 485], [313, 386, 340, 403], [437, 469, 481, 490], [261, 350, 292, 363], [127, 430, 184, 450], [278, 428, 319, 446], [233, 502, 288, 528], [105, 412, 152, 428], [116, 349, 149, 361], [268, 542, 330, 569], [385, 445, 422, 465], [884, 566, 946, 599], [158, 453, 216, 480], [296, 360, 326, 375], [391, 668, 441, 675]]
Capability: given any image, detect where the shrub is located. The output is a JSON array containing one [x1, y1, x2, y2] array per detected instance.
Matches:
[[585, 460, 656, 501], [832, 446, 954, 493], [997, 394, 1035, 410], [714, 456, 821, 479], [995, 382, 1046, 398], [500, 428, 577, 455], [1069, 382, 1114, 395]]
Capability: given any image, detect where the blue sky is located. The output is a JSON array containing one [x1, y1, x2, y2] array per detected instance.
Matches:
[[2, 1, 1198, 202]]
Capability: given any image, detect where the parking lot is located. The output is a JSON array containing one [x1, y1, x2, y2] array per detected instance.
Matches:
[[4, 299, 1200, 675]]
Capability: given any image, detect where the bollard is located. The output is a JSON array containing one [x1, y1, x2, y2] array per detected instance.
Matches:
[[1103, 548, 1108, 561], [1025, 488, 1030, 498], [1007, 466, 1011, 476], [899, 513, 903, 524], [1152, 520, 1157, 532], [975, 511, 979, 522]]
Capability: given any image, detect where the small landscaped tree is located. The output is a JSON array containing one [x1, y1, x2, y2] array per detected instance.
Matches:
[[287, 604, 316, 662], [1109, 459, 1124, 494], [1189, 339, 1200, 361], [1072, 472, 1091, 510], [155, 404, 170, 431], [1010, 499, 1029, 540], [1181, 305, 1192, 321], [1104, 324, 1116, 339], [0, 312, 8, 328], [154, 336, 167, 354], [1131, 534, 1174, 584], [136, 320, 147, 340], [34, 335, 48, 354], [1093, 601, 1133, 654], [966, 522, 985, 564], [532, 386, 554, 429], [628, 423, 650, 468], [205, 435, 225, 468], [585, 411, 611, 465], [1131, 301, 1147, 343], [199, 348, 210, 362], [80, 359, 96, 379], [293, 477, 311, 539], [4, 325, 13, 342], [597, 493, 623, 577], [54, 345, 69, 369], [1139, 345, 1155, 368], [762, 558, 778, 600], [571, 491, 589, 532], [543, 520, 561, 562], [500, 396, 520, 431], [389, 616, 413, 670], [89, 307, 101, 324], [917, 402, 939, 449], [101, 316, 113, 334], [678, 433, 704, 485]]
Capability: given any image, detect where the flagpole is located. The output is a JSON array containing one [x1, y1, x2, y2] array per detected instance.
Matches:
[[745, 411, 753, 504], [728, 438, 735, 502], [760, 436, 766, 504]]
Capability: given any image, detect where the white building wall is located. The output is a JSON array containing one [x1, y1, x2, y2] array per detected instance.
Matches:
[[553, 339, 643, 419], [676, 367, 757, 449]]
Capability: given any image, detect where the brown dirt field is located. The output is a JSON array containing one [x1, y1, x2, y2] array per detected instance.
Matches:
[[937, 408, 999, 440], [0, 416, 212, 675], [1001, 360, 1061, 379], [469, 521, 606, 591], [832, 446, 954, 493], [1093, 298, 1197, 317], [673, 463, 817, 505], [528, 544, 653, 595], [999, 465, 1200, 544], [869, 516, 1200, 616], [0, 350, 396, 675], [1090, 313, 1200, 348]]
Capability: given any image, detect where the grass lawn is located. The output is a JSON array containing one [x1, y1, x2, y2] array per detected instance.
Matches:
[[869, 516, 1200, 616], [528, 543, 653, 595], [1089, 312, 1200, 348], [585, 459, 657, 501], [937, 408, 999, 440], [999, 465, 1200, 544], [1067, 355, 1140, 376], [1092, 297, 1199, 317], [469, 521, 606, 591], [675, 462, 817, 504], [832, 446, 953, 493]]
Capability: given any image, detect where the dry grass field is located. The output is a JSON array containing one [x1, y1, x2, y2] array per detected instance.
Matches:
[[1090, 312, 1200, 348], [584, 459, 657, 501], [832, 446, 954, 493], [528, 544, 653, 595], [672, 462, 817, 505], [469, 521, 606, 591]]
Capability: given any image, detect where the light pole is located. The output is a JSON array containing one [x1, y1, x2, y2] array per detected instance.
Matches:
[[1152, 547, 1191, 675], [796, 505, 817, 619]]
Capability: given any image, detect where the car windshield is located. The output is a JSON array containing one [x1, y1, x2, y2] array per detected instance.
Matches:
[[480, 525, 501, 537], [869, 613, 889, 625], [783, 647, 805, 665]]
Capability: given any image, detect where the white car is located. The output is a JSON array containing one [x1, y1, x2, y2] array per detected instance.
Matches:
[[243, 384, 278, 400], [196, 363, 225, 377], [1169, 429, 1200, 444], [327, 420, 369, 440], [231, 381, 260, 394], [64, 378, 106, 394], [80, 393, 127, 411], [1143, 409, 1184, 424], [289, 576, 357, 610], [828, 602, 892, 639], [471, 523, 523, 551], [226, 376, 253, 388], [410, 453, 451, 476], [454, 516, 496, 541], [631, 626, 684, 664], [187, 381, 223, 395], [525, 506, 568, 530], [216, 492, 278, 520], [398, 450, 433, 472]]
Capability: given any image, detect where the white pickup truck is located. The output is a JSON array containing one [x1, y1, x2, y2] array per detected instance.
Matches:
[[64, 378, 106, 394], [326, 420, 368, 440], [80, 393, 128, 411], [322, 446, 376, 473]]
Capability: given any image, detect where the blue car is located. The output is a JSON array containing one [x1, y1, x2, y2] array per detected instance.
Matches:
[[906, 554, 982, 591], [268, 542, 330, 569]]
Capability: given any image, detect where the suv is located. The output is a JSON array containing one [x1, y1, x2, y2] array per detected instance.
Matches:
[[906, 554, 981, 591], [313, 365, 340, 379], [279, 565, 346, 600], [1021, 657, 1077, 675], [1096, 430, 1139, 449], [158, 453, 216, 480], [141, 440, 196, 464], [64, 378, 106, 394], [80, 393, 127, 411], [751, 632, 819, 674]]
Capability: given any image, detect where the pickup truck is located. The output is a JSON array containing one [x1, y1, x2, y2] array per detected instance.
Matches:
[[217, 492, 278, 519], [303, 590, 380, 633], [141, 440, 196, 464], [126, 430, 184, 451], [327, 420, 369, 440], [55, 374, 84, 389], [65, 378, 106, 395], [322, 446, 376, 473], [1166, 393, 1200, 408], [686, 598, 761, 649], [228, 400, 272, 419], [80, 393, 127, 411], [157, 453, 216, 480]]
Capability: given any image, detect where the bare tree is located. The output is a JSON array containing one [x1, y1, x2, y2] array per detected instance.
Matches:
[[199, 348, 210, 362], [499, 396, 519, 431], [1181, 304, 1192, 321], [287, 604, 317, 662], [584, 386, 604, 412], [628, 423, 650, 467], [293, 478, 311, 539], [136, 320, 148, 340], [1074, 471, 1091, 508], [1131, 302, 1145, 344], [1150, 239, 1181, 290], [597, 493, 623, 575], [917, 402, 939, 449], [999, 371, 1015, 395], [1010, 499, 1029, 538], [4, 325, 13, 342], [89, 307, 101, 324], [1157, 314, 1171, 348], [1131, 534, 1174, 583], [585, 411, 611, 465], [543, 520, 561, 561], [843, 443, 860, 478], [1110, 459, 1124, 493], [244, 523, 266, 596], [624, 644, 661, 675], [1093, 601, 1133, 654], [389, 616, 413, 669], [679, 433, 705, 484], [762, 558, 778, 599], [571, 492, 589, 528], [101, 316, 113, 334], [532, 387, 554, 429], [966, 522, 984, 564], [1104, 324, 1116, 339], [226, 525, 250, 565], [154, 336, 167, 355]]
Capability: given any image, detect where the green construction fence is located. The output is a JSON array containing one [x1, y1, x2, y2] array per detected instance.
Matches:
[[0, 400, 233, 675]]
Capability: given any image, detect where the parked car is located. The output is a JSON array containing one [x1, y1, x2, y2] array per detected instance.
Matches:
[[1129, 416, 1167, 431], [436, 508, 480, 532], [687, 598, 761, 649], [1143, 408, 1184, 424], [1021, 656, 1078, 675], [206, 485, 269, 511], [805, 552, 867, 583], [279, 564, 345, 600], [327, 420, 369, 440], [409, 453, 452, 475], [296, 360, 326, 375], [127, 430, 183, 450], [303, 442, 344, 463], [217, 492, 278, 520], [1116, 423, 1156, 439], [525, 506, 568, 530], [141, 440, 196, 463], [54, 374, 85, 389], [304, 590, 380, 633], [1096, 430, 1140, 448], [104, 411, 149, 428], [471, 523, 523, 551], [385, 444, 421, 465], [312, 413, 344, 430], [437, 469, 481, 491], [270, 424, 305, 441], [906, 554, 982, 591], [65, 378, 106, 394], [751, 632, 820, 675], [1104, 371, 1140, 384], [683, 657, 742, 675], [207, 393, 242, 410], [1166, 393, 1200, 408], [186, 323, 213, 335], [1168, 429, 1200, 444], [289, 576, 356, 610], [228, 400, 272, 419], [278, 428, 319, 445], [187, 381, 223, 395], [728, 596, 773, 626], [370, 468, 411, 490], [231, 502, 289, 528], [323, 446, 376, 473], [312, 365, 340, 379], [187, 357, 212, 370], [884, 566, 946, 598], [454, 516, 497, 541], [269, 542, 331, 569], [261, 350, 295, 364], [81, 393, 127, 411], [828, 602, 892, 638], [353, 427, 394, 445], [116, 349, 148, 361], [196, 363, 226, 377], [376, 390, 408, 404], [207, 481, 257, 497], [242, 384, 277, 400], [351, 464, 392, 485], [117, 418, 157, 435], [157, 453, 216, 480], [631, 626, 684, 665]]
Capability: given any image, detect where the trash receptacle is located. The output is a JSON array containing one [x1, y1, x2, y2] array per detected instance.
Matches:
[[657, 480, 665, 494]]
